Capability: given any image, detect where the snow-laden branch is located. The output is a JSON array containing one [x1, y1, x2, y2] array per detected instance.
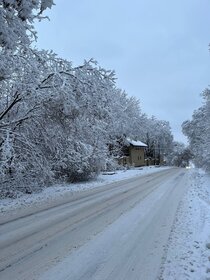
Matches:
[[0, 92, 21, 120]]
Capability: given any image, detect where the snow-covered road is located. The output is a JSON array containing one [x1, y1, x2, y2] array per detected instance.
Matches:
[[0, 168, 190, 279]]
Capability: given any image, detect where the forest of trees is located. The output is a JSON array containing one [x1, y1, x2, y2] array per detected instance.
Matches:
[[0, 1, 188, 198]]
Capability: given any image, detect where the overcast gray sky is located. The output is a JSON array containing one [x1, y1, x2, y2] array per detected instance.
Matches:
[[35, 0, 210, 143]]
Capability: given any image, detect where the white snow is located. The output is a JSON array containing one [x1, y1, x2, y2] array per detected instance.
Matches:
[[37, 168, 210, 280], [126, 137, 147, 147], [160, 168, 210, 280], [39, 170, 176, 280], [1, 167, 209, 280], [0, 166, 169, 214]]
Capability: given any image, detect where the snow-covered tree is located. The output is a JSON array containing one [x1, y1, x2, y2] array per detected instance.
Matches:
[[182, 89, 210, 172], [0, 0, 54, 50], [167, 141, 193, 167], [0, 1, 176, 198], [0, 0, 54, 82], [137, 116, 173, 164]]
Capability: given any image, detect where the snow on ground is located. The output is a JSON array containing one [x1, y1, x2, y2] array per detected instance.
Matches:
[[39, 169, 180, 280], [0, 166, 170, 214], [160, 168, 210, 280], [2, 166, 209, 280]]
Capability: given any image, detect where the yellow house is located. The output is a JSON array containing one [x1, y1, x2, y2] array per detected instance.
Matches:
[[120, 138, 147, 167]]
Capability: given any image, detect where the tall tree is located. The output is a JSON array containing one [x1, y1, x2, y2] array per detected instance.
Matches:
[[182, 89, 210, 172]]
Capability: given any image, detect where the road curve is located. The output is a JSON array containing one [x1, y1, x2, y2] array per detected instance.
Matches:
[[0, 168, 189, 280]]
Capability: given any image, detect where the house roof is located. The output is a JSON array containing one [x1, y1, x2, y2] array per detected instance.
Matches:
[[126, 138, 147, 147]]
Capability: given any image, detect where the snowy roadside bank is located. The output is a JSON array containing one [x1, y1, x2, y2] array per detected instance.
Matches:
[[160, 169, 210, 280], [0, 166, 170, 214]]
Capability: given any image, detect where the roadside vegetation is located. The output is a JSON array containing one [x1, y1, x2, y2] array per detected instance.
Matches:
[[182, 89, 210, 172], [0, 1, 190, 198]]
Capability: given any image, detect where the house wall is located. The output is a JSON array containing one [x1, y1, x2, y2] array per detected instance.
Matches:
[[129, 147, 146, 167]]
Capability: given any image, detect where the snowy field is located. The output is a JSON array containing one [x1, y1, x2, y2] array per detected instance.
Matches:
[[0, 166, 169, 214]]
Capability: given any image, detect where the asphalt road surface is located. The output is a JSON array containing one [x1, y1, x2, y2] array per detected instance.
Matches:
[[0, 167, 189, 280]]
